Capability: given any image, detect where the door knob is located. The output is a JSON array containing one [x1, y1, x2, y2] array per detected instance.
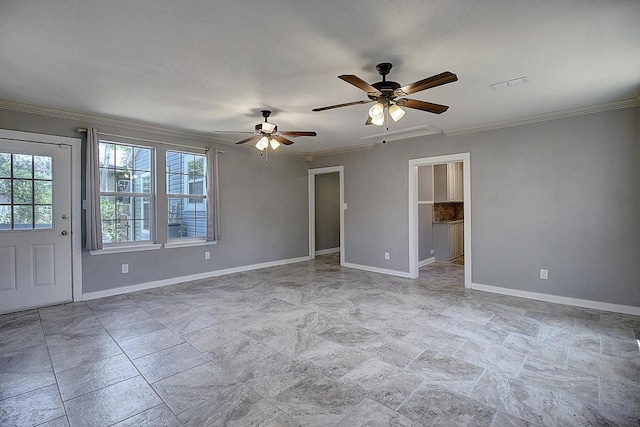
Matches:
[[61, 230, 69, 236], [62, 214, 69, 220]]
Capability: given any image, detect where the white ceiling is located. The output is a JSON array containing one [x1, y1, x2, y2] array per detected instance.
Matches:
[[1, 0, 639, 154]]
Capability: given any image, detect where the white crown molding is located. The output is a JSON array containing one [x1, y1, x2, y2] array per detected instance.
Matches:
[[2, 96, 638, 158], [312, 142, 377, 157], [360, 124, 441, 142], [444, 96, 640, 137], [0, 99, 320, 160], [0, 99, 233, 143]]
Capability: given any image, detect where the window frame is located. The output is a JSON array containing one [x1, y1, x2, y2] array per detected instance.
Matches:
[[166, 150, 208, 242], [97, 140, 155, 246], [92, 139, 212, 252]]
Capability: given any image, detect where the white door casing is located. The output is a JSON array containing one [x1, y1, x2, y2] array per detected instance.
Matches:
[[308, 166, 345, 265], [408, 153, 471, 286], [0, 130, 82, 313]]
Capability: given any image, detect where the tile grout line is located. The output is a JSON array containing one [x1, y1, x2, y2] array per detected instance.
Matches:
[[38, 308, 70, 426]]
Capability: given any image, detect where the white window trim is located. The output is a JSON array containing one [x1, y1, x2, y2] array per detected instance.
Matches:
[[163, 239, 217, 249], [89, 243, 162, 255]]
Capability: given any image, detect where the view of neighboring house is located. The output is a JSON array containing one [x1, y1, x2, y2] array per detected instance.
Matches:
[[98, 142, 207, 244]]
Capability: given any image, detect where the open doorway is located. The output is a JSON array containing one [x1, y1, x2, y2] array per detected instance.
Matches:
[[409, 153, 471, 287], [308, 166, 345, 266]]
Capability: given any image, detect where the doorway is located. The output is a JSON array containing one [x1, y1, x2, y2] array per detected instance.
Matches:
[[408, 153, 471, 287], [308, 166, 344, 266], [0, 129, 82, 313]]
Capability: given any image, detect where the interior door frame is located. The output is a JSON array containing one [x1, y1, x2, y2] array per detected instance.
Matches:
[[308, 166, 344, 266], [408, 153, 471, 287], [0, 129, 83, 302]]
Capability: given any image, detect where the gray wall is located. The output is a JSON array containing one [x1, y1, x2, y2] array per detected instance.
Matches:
[[0, 108, 309, 294], [418, 165, 433, 201], [315, 172, 340, 251], [310, 107, 640, 307], [418, 205, 433, 261], [418, 165, 434, 261]]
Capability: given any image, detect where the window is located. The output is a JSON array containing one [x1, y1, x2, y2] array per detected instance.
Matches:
[[166, 151, 207, 240], [98, 142, 153, 244], [94, 139, 213, 249], [0, 152, 53, 230]]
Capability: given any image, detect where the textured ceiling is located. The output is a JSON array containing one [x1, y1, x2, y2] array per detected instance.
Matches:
[[1, 0, 639, 153]]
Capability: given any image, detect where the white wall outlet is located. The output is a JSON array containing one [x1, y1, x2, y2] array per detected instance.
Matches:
[[430, 249, 434, 254], [539, 269, 548, 280], [204, 251, 210, 260], [121, 263, 129, 274], [384, 252, 390, 260], [343, 203, 348, 210]]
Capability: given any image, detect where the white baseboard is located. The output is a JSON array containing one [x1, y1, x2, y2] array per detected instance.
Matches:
[[342, 262, 411, 279], [315, 247, 340, 256], [418, 257, 435, 268], [82, 256, 310, 301], [471, 282, 640, 316]]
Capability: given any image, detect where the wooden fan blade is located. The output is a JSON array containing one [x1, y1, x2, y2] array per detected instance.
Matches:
[[399, 72, 458, 95], [274, 135, 294, 145], [235, 135, 260, 145], [365, 116, 373, 126], [312, 99, 372, 112], [339, 75, 381, 95], [280, 131, 317, 137], [396, 98, 449, 114]]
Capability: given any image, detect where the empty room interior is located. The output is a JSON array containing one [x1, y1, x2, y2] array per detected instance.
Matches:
[[0, 1, 639, 426]]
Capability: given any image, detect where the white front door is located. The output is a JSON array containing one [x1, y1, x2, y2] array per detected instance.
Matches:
[[0, 139, 73, 313]]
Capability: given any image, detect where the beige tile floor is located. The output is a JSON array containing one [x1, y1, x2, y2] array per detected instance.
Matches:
[[1, 254, 639, 426]]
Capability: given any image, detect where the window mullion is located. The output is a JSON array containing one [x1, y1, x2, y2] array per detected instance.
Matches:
[[155, 147, 168, 244]]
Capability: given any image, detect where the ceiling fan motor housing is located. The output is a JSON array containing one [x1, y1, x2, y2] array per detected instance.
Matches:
[[256, 123, 277, 133]]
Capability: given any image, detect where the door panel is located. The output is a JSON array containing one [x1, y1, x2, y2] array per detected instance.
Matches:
[[0, 139, 72, 313]]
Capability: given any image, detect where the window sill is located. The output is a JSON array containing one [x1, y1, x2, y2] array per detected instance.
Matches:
[[89, 243, 162, 255], [163, 239, 218, 249]]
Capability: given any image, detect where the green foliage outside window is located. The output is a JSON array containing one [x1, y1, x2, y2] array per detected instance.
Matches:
[[0, 153, 53, 229]]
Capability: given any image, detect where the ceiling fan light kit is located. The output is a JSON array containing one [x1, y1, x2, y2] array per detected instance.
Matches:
[[388, 104, 405, 122], [312, 62, 458, 127], [368, 102, 384, 120]]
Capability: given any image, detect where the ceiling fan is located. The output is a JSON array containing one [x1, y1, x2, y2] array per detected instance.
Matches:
[[212, 110, 317, 151], [312, 62, 457, 126]]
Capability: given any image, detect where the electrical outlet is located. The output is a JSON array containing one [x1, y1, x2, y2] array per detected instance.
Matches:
[[430, 249, 434, 254], [204, 251, 210, 260], [539, 269, 548, 280], [121, 263, 129, 274], [384, 252, 390, 260]]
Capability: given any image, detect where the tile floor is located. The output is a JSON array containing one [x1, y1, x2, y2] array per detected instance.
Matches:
[[1, 254, 639, 426]]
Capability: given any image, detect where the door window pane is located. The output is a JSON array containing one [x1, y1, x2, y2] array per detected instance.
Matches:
[[34, 156, 52, 179], [14, 205, 33, 229], [13, 154, 32, 179], [0, 153, 10, 177], [0, 206, 9, 229], [34, 181, 52, 204], [35, 206, 53, 229], [13, 180, 33, 204]]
